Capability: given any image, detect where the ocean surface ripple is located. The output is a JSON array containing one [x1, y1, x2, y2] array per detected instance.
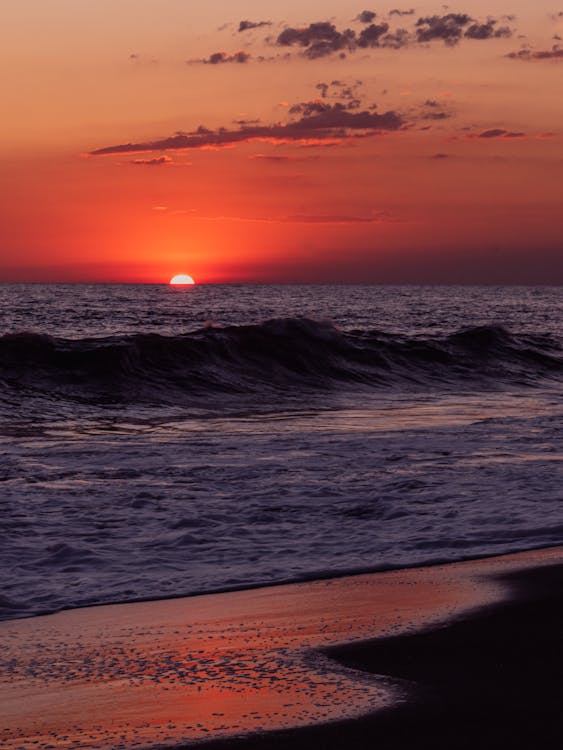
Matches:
[[0, 285, 561, 620]]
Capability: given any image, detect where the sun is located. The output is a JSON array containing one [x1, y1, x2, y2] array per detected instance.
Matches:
[[169, 274, 195, 285]]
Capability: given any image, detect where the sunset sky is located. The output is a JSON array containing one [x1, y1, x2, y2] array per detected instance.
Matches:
[[2, 1, 562, 283]]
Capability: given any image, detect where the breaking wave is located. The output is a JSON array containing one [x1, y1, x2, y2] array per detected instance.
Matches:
[[0, 319, 561, 405]]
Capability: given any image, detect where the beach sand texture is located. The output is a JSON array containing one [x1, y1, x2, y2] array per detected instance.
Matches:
[[2, 546, 562, 750]]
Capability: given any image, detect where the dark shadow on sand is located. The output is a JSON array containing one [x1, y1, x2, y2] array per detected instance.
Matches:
[[193, 563, 563, 749]]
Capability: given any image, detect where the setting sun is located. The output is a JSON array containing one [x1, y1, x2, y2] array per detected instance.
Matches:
[[169, 274, 195, 285]]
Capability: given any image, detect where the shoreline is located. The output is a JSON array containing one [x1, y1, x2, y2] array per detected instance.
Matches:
[[4, 540, 561, 624], [199, 558, 563, 750], [2, 546, 563, 749]]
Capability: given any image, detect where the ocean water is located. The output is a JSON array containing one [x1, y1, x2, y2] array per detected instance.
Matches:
[[0, 284, 562, 621]]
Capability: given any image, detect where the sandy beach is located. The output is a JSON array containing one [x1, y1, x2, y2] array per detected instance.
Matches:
[[2, 545, 563, 750]]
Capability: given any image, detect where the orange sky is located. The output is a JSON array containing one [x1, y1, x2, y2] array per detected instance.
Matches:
[[1, 2, 562, 283]]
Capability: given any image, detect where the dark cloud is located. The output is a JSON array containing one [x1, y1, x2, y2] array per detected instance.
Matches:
[[478, 129, 526, 138], [313, 80, 364, 109], [277, 22, 356, 58], [507, 45, 563, 61], [238, 20, 272, 32], [330, 79, 364, 100], [289, 100, 332, 116], [421, 111, 450, 120], [358, 23, 390, 47], [414, 14, 512, 45], [464, 21, 511, 40], [289, 100, 364, 117], [412, 99, 452, 122], [415, 13, 473, 45], [380, 28, 411, 48], [268, 8, 512, 60], [205, 51, 251, 64], [128, 156, 173, 166], [418, 99, 451, 121], [431, 153, 450, 159], [288, 102, 403, 130], [464, 22, 496, 39], [233, 118, 261, 125], [275, 19, 401, 56], [356, 10, 377, 24], [272, 12, 507, 57], [90, 104, 404, 156]]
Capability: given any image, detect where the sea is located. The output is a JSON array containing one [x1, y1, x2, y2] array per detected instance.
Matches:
[[1, 284, 562, 622]]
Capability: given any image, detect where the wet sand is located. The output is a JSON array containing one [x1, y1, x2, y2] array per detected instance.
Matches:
[[2, 546, 563, 750]]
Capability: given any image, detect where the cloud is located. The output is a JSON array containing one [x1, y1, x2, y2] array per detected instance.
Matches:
[[90, 102, 404, 157], [416, 99, 452, 121], [238, 20, 271, 32], [128, 156, 174, 166], [464, 21, 511, 40], [287, 102, 403, 130], [203, 51, 251, 64], [414, 14, 512, 45], [318, 79, 364, 105], [356, 11, 377, 24], [421, 111, 450, 120], [379, 28, 411, 48], [477, 128, 526, 138], [431, 153, 450, 159], [271, 12, 510, 58], [507, 45, 563, 61], [415, 13, 473, 45], [452, 128, 553, 142], [357, 23, 391, 47], [276, 22, 356, 58], [289, 99, 362, 116]]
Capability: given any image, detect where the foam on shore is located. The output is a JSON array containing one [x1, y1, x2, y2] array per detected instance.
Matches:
[[2, 546, 563, 750]]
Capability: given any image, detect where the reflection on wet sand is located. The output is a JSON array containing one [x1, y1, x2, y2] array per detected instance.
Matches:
[[2, 546, 563, 750]]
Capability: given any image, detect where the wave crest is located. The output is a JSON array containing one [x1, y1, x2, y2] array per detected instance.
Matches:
[[0, 319, 561, 405]]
